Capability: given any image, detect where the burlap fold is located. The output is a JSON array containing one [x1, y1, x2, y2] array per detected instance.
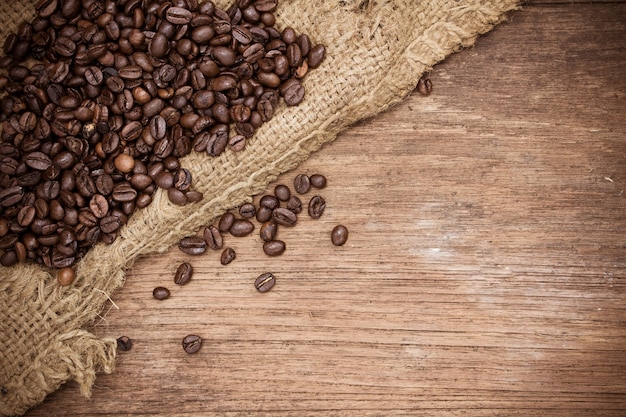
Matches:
[[0, 0, 520, 415]]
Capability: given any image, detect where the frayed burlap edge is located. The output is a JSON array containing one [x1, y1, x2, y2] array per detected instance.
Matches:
[[0, 0, 521, 415]]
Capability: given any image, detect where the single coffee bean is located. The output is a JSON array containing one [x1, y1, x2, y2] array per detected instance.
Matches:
[[263, 240, 285, 256], [310, 174, 327, 189], [89, 194, 109, 218], [17, 205, 36, 227], [331, 225, 349, 246], [182, 334, 202, 354], [259, 220, 277, 242], [218, 211, 235, 232], [307, 44, 326, 69], [178, 236, 207, 255], [174, 262, 193, 285], [153, 286, 170, 300], [255, 206, 273, 223], [259, 194, 279, 210], [417, 77, 433, 96], [25, 152, 52, 171], [57, 266, 75, 286], [166, 7, 193, 25], [229, 218, 254, 237], [203, 225, 223, 250], [100, 215, 121, 234], [272, 207, 297, 227], [280, 78, 305, 106], [308, 195, 326, 219], [111, 182, 137, 202], [220, 247, 236, 265], [274, 184, 291, 201], [254, 272, 275, 293], [239, 203, 256, 219], [293, 174, 310, 194], [286, 195, 302, 214], [116, 336, 132, 351]]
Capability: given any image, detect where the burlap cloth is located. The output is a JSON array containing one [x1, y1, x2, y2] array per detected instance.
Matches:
[[0, 0, 520, 415]]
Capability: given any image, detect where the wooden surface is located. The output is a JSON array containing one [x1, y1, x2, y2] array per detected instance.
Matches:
[[26, 2, 626, 416]]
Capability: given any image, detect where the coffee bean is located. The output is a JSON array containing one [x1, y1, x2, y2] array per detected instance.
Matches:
[[178, 236, 207, 255], [286, 195, 302, 214], [89, 194, 109, 218], [255, 206, 273, 223], [293, 174, 310, 194], [417, 77, 433, 96], [331, 225, 349, 246], [57, 266, 75, 286], [182, 334, 202, 354], [25, 152, 52, 171], [259, 194, 279, 210], [111, 182, 137, 203], [308, 195, 326, 219], [153, 286, 170, 300], [217, 212, 235, 232], [100, 215, 121, 234], [116, 336, 132, 351], [229, 218, 254, 237], [259, 220, 277, 242], [239, 203, 256, 219], [203, 225, 223, 250], [174, 262, 193, 285], [307, 44, 326, 69], [166, 7, 193, 24], [310, 174, 327, 189], [263, 239, 285, 256], [272, 207, 297, 227], [220, 247, 236, 265], [254, 272, 275, 293], [274, 184, 291, 201]]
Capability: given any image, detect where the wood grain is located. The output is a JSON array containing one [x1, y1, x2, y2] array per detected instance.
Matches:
[[25, 3, 626, 416]]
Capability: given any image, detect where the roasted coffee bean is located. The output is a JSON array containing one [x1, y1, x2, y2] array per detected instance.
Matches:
[[308, 195, 326, 219], [254, 272, 275, 293], [153, 286, 170, 300], [255, 206, 273, 223], [229, 218, 254, 237], [182, 334, 202, 354], [259, 220, 277, 242], [274, 184, 291, 201], [218, 211, 235, 232], [220, 247, 236, 265], [168, 188, 188, 205], [417, 77, 433, 96], [286, 195, 302, 214], [17, 206, 36, 227], [166, 7, 193, 24], [89, 194, 109, 218], [239, 203, 256, 219], [272, 207, 297, 227], [259, 194, 279, 210], [203, 225, 223, 250], [310, 174, 327, 189], [178, 236, 207, 255], [263, 239, 285, 256], [117, 336, 132, 351], [293, 174, 310, 194], [174, 262, 193, 285], [280, 78, 305, 106], [111, 182, 137, 202], [174, 168, 192, 191], [331, 225, 349, 246], [56, 266, 75, 286], [307, 44, 326, 69], [25, 152, 52, 171], [100, 215, 121, 233]]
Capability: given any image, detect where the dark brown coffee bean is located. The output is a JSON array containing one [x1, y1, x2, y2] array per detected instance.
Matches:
[[25, 152, 52, 171], [228, 134, 246, 152], [100, 215, 121, 233], [310, 174, 327, 189], [259, 194, 279, 210], [417, 77, 433, 96], [254, 272, 275, 293], [166, 7, 193, 24], [203, 225, 223, 250], [89, 194, 109, 218], [293, 174, 310, 194], [85, 66, 103, 85], [168, 188, 189, 205], [259, 220, 277, 242], [182, 334, 202, 354], [331, 225, 349, 246], [149, 32, 169, 58], [57, 266, 76, 286], [280, 78, 305, 106], [218, 212, 235, 232], [274, 184, 291, 201], [255, 206, 272, 223], [220, 247, 236, 265], [153, 286, 170, 300], [76, 172, 97, 197], [229, 218, 254, 237], [174, 168, 192, 191], [174, 262, 193, 285], [191, 25, 215, 45], [286, 195, 302, 214], [179, 236, 207, 255], [239, 203, 256, 219], [308, 195, 326, 219], [263, 240, 285, 256], [307, 44, 326, 69], [112, 182, 137, 202], [272, 207, 297, 227], [117, 336, 132, 351], [17, 206, 36, 227]]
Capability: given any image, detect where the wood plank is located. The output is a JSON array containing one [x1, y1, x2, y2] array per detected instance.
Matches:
[[25, 3, 626, 417]]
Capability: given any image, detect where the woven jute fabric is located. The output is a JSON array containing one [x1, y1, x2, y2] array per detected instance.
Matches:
[[0, 0, 520, 415]]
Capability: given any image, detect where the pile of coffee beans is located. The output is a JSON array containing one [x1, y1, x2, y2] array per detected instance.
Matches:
[[0, 0, 326, 270]]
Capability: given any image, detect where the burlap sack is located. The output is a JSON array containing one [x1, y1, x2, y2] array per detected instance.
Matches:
[[0, 0, 520, 415]]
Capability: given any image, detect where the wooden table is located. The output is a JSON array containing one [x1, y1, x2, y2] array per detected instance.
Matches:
[[26, 1, 626, 416]]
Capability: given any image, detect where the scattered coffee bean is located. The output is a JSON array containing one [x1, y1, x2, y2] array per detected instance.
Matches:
[[178, 236, 207, 255], [308, 195, 326, 219], [56, 266, 75, 286], [286, 195, 303, 214], [259, 221, 278, 242], [274, 184, 291, 201], [218, 212, 236, 233], [152, 286, 170, 300], [174, 262, 193, 285], [116, 336, 132, 352], [331, 225, 349, 246], [417, 77, 433, 96], [182, 334, 202, 354], [239, 203, 256, 219], [263, 240, 286, 256], [220, 247, 236, 265], [293, 174, 311, 194], [229, 219, 255, 237], [310, 174, 327, 189], [203, 225, 223, 250], [255, 272, 276, 293], [272, 207, 297, 227]]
